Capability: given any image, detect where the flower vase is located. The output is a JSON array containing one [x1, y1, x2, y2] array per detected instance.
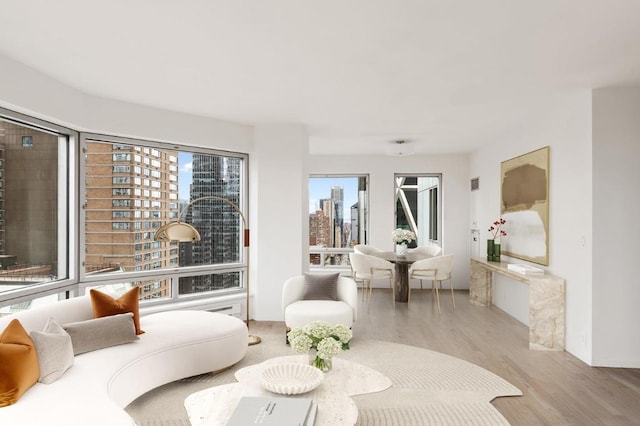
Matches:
[[309, 347, 332, 372], [396, 243, 408, 256], [493, 240, 501, 262], [487, 239, 495, 261]]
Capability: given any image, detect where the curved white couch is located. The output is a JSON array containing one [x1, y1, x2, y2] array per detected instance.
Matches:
[[0, 295, 248, 425]]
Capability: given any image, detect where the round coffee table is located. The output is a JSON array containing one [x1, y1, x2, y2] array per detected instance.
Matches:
[[184, 355, 392, 425]]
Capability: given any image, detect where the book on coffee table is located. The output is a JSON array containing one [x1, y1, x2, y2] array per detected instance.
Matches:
[[227, 396, 316, 426]]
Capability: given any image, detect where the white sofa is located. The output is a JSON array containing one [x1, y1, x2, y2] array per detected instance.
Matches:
[[0, 295, 248, 425]]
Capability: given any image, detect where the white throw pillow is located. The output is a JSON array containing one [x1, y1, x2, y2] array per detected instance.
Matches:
[[30, 318, 75, 384]]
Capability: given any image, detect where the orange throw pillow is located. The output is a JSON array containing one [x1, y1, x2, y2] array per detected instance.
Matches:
[[0, 319, 40, 407], [89, 287, 144, 335]]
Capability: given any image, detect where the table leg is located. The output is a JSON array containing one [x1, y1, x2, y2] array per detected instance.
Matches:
[[469, 261, 492, 306], [395, 263, 409, 302]]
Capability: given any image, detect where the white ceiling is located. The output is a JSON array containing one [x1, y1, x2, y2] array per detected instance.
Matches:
[[1, 1, 640, 155]]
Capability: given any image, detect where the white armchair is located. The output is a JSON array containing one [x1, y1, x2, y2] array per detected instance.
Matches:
[[282, 275, 358, 334]]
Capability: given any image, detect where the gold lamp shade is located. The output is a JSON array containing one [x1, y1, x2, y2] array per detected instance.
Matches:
[[154, 222, 201, 242]]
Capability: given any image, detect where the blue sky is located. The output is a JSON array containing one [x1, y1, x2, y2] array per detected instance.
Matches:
[[178, 152, 192, 200], [309, 177, 359, 222]]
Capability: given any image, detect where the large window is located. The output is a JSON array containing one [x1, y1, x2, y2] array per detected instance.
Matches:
[[0, 111, 74, 313], [308, 175, 368, 269], [81, 135, 248, 301], [0, 107, 248, 314], [395, 174, 441, 246]]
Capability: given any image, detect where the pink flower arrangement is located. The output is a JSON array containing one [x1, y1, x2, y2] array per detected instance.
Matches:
[[488, 218, 507, 240]]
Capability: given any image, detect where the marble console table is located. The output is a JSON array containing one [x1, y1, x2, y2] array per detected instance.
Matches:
[[470, 257, 565, 351]]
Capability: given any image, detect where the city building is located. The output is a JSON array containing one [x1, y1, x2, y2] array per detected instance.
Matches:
[[84, 142, 179, 299]]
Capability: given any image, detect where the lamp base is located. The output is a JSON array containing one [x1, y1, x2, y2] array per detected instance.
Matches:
[[248, 334, 262, 346]]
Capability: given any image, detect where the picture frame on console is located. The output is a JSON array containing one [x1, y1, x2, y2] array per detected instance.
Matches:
[[500, 146, 550, 265]]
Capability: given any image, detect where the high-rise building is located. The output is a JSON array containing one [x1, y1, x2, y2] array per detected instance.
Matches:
[[179, 154, 242, 294], [309, 209, 331, 247], [319, 198, 335, 246], [331, 186, 344, 246], [0, 123, 57, 277], [309, 209, 331, 265], [350, 201, 359, 247], [84, 142, 179, 299]]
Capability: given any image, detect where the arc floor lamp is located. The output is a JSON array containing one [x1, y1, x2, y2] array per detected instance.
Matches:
[[154, 195, 261, 346]]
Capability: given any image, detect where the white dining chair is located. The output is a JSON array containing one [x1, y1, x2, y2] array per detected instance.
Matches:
[[349, 252, 395, 307], [353, 244, 385, 256], [407, 243, 442, 258], [407, 243, 443, 290], [408, 254, 455, 313]]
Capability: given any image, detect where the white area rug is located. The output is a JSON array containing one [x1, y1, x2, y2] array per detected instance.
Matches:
[[126, 336, 522, 425]]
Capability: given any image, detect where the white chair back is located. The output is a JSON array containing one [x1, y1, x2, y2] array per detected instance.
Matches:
[[349, 252, 395, 307], [409, 254, 455, 280], [407, 254, 456, 312], [349, 252, 393, 279], [408, 243, 442, 257], [353, 244, 384, 255]]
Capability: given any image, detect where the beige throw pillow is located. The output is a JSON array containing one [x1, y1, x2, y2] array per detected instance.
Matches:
[[302, 272, 340, 301], [30, 318, 75, 384], [63, 312, 139, 355]]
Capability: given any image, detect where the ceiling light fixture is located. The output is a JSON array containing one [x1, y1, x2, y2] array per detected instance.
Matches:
[[387, 140, 415, 156]]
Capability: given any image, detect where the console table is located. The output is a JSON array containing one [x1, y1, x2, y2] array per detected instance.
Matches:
[[470, 257, 565, 351]]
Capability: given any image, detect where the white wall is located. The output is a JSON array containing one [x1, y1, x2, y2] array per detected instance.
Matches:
[[250, 124, 309, 321], [592, 88, 640, 367], [308, 154, 470, 290], [469, 91, 594, 363], [0, 54, 252, 152]]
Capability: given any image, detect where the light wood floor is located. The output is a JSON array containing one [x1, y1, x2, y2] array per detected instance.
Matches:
[[252, 288, 640, 425]]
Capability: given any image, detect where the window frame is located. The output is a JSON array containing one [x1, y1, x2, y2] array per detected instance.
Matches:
[[0, 107, 79, 307], [394, 173, 442, 246], [308, 174, 369, 271], [0, 107, 250, 312], [78, 133, 249, 307]]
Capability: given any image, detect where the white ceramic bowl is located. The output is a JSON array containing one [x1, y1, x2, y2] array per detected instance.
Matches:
[[260, 363, 324, 395]]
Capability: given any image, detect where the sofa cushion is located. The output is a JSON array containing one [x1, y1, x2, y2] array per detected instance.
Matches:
[[285, 300, 354, 329], [0, 319, 40, 407], [90, 288, 144, 335], [63, 313, 139, 355], [302, 272, 339, 301], [30, 318, 74, 384]]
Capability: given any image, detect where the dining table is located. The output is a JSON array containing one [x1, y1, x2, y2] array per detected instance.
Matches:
[[372, 251, 431, 303]]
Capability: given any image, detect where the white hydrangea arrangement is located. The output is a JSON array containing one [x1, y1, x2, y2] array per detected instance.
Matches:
[[391, 228, 416, 245], [287, 321, 352, 371]]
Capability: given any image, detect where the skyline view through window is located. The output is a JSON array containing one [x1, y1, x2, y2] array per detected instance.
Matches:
[[309, 175, 368, 267]]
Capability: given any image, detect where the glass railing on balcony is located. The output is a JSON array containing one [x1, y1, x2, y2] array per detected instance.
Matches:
[[309, 246, 353, 271]]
